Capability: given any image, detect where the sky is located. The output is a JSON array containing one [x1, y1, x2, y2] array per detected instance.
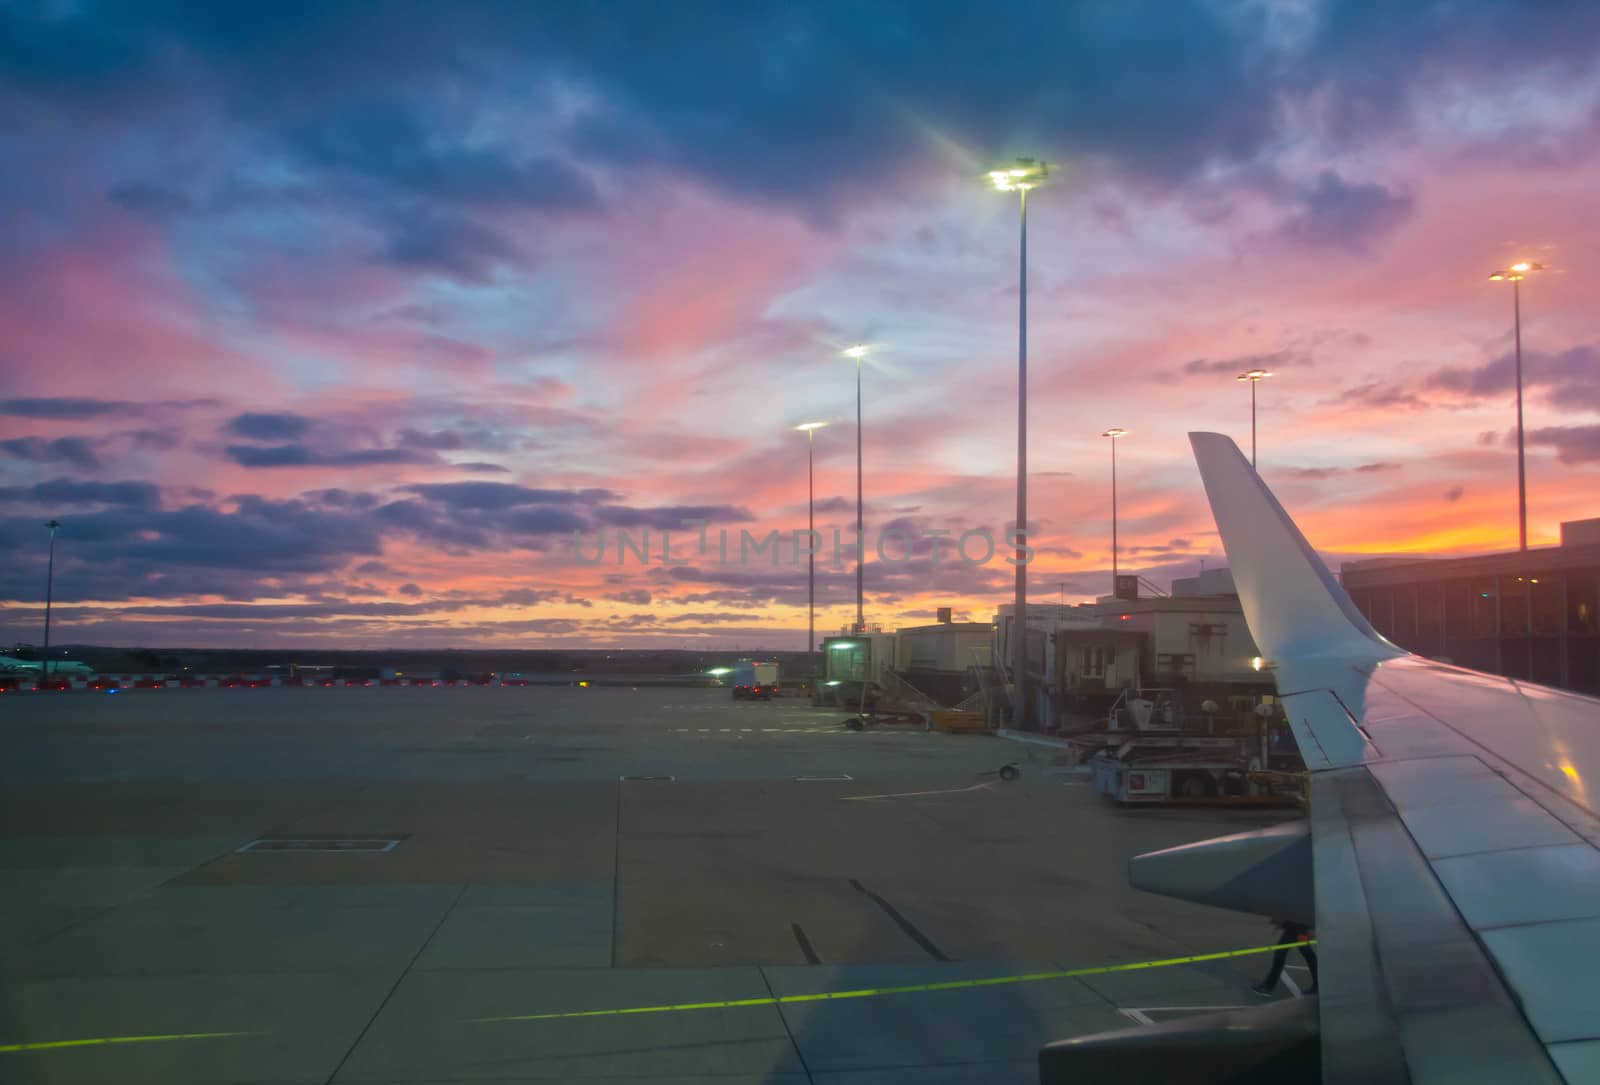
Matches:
[[1, 0, 1598, 651]]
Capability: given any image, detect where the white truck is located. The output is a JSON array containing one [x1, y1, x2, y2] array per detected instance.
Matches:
[[730, 660, 780, 700]]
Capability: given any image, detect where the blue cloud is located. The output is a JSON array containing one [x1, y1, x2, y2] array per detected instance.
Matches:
[[1282, 170, 1412, 248], [0, 478, 161, 508], [381, 210, 524, 280], [225, 411, 314, 440], [8, 2, 1599, 228], [225, 443, 434, 468], [289, 98, 600, 213], [1, 436, 102, 468], [107, 180, 192, 217], [403, 482, 619, 509], [1, 397, 219, 418]]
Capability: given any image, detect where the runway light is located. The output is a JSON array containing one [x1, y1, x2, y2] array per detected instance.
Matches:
[[578, 681, 589, 688]]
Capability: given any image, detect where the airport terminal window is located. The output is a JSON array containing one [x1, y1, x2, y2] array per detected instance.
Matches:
[[1571, 640, 1600, 694], [1471, 579, 1498, 638], [832, 645, 868, 682], [1569, 572, 1598, 634], [1392, 585, 1417, 640], [1349, 590, 1373, 623], [1366, 589, 1394, 635], [1531, 576, 1563, 636], [1530, 635, 1561, 686], [1418, 582, 1444, 642], [1444, 580, 1472, 635], [1501, 577, 1529, 636]]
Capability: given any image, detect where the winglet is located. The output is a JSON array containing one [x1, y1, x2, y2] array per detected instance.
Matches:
[[1189, 432, 1399, 668]]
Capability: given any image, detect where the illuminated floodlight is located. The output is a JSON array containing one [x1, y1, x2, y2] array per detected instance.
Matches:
[[989, 157, 1047, 192], [1101, 427, 1128, 438], [795, 422, 826, 432], [843, 345, 870, 360], [1237, 368, 1272, 383], [828, 642, 857, 650], [1490, 261, 1543, 282]]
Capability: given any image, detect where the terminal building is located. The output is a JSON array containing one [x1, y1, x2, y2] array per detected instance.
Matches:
[[818, 611, 991, 707], [995, 571, 1274, 733], [1341, 517, 1600, 695]]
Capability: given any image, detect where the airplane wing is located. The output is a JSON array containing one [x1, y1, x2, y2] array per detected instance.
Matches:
[[1043, 433, 1600, 1084]]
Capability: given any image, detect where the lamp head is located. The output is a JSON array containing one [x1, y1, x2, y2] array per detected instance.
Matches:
[[1491, 261, 1542, 282], [989, 158, 1047, 192], [1237, 369, 1272, 383]]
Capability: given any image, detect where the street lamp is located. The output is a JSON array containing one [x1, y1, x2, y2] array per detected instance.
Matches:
[[796, 422, 827, 681], [990, 157, 1047, 728], [42, 519, 61, 682], [843, 345, 870, 634], [1489, 260, 1544, 551], [1101, 429, 1127, 593], [1236, 368, 1272, 468]]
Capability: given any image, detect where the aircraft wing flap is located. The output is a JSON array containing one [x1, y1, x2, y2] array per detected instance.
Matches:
[[1484, 918, 1600, 1046], [1550, 1039, 1600, 1081], [1312, 769, 1566, 1084], [1346, 695, 1600, 1076], [1308, 769, 1410, 1084]]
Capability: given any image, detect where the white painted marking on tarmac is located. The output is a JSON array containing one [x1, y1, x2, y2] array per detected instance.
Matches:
[[841, 782, 995, 802], [1121, 1005, 1251, 1025], [718, 728, 731, 732], [795, 774, 853, 781], [740, 728, 752, 732]]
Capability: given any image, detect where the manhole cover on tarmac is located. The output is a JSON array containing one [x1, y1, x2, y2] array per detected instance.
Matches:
[[236, 838, 403, 853]]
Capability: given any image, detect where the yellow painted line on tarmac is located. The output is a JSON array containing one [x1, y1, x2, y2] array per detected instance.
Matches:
[[0, 1031, 251, 1054], [842, 782, 995, 801], [472, 941, 1317, 1023]]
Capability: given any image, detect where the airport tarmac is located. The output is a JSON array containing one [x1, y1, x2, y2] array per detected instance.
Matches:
[[0, 687, 1304, 1083]]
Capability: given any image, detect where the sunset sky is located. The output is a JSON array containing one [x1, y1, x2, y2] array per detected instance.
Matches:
[[2, 1, 1598, 650]]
